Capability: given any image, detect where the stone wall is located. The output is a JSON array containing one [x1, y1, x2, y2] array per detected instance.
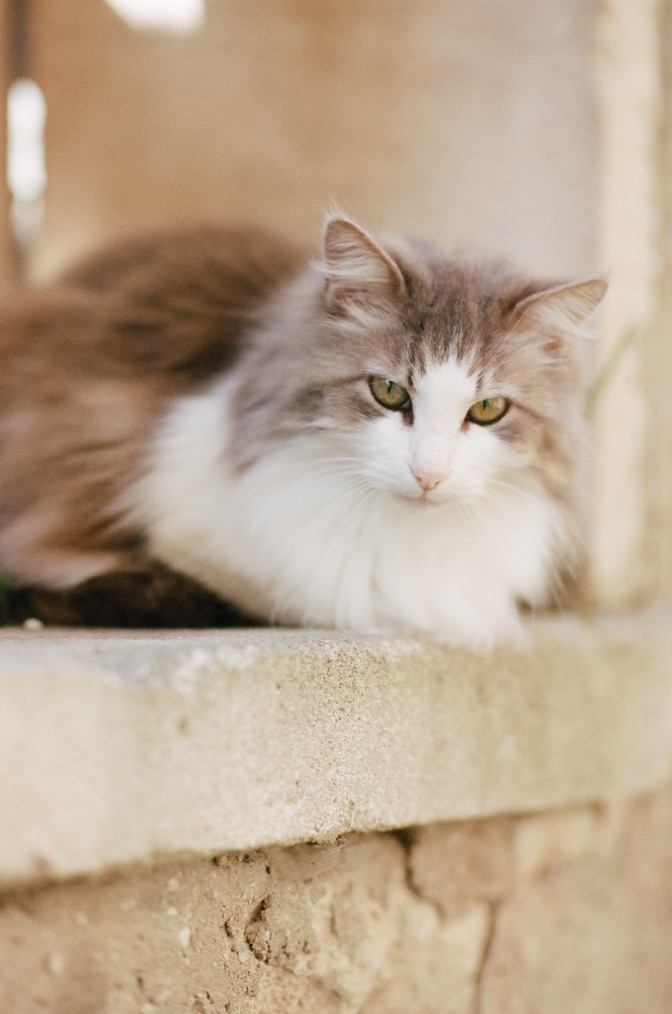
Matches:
[[2, 784, 671, 1013], [1, 617, 671, 1012]]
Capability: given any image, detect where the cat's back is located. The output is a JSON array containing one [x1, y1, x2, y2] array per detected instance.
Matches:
[[0, 223, 307, 389], [61, 222, 305, 306], [0, 224, 309, 589]]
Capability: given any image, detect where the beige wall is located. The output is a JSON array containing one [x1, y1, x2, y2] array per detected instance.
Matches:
[[30, 0, 599, 280], [644, 1, 672, 601], [590, 0, 672, 606], [0, 0, 14, 285]]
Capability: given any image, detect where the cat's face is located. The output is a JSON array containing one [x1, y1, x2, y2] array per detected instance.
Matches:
[[351, 356, 526, 506], [234, 215, 606, 513], [303, 216, 606, 509]]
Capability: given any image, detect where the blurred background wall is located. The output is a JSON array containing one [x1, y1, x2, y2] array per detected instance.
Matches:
[[10, 0, 599, 279]]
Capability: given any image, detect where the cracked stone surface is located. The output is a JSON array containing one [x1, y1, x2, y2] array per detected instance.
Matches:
[[1, 612, 671, 1012], [1, 784, 671, 1013], [478, 784, 672, 1014], [0, 832, 490, 1014]]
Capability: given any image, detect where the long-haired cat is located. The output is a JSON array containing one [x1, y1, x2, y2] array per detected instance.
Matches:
[[0, 214, 606, 644]]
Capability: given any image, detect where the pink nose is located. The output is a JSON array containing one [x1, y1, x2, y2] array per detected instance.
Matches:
[[412, 468, 445, 492]]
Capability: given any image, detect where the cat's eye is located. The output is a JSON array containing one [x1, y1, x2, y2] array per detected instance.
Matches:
[[466, 397, 510, 425], [369, 377, 411, 411]]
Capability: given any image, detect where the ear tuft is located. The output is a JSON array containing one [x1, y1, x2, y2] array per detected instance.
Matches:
[[321, 213, 406, 309]]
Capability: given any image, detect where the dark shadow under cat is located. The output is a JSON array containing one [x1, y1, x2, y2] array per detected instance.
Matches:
[[1, 564, 258, 629]]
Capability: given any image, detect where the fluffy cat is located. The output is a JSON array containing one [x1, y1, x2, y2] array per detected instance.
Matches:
[[0, 214, 606, 644]]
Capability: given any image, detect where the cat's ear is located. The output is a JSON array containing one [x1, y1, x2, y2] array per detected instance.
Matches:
[[321, 214, 406, 310], [513, 277, 608, 335]]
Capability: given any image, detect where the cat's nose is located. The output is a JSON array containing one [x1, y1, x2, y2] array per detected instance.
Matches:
[[412, 467, 446, 492]]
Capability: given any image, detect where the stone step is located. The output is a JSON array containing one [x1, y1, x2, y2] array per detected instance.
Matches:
[[1, 611, 671, 890]]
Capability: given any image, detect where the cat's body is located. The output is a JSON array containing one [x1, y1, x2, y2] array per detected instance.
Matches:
[[0, 215, 606, 644]]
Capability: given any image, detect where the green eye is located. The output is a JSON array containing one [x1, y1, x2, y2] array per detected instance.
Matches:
[[369, 377, 411, 411], [466, 396, 510, 425]]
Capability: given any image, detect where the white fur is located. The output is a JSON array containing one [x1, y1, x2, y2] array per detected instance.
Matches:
[[123, 363, 566, 648]]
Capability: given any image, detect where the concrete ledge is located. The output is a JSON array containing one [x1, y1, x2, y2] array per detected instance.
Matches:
[[1, 610, 672, 890]]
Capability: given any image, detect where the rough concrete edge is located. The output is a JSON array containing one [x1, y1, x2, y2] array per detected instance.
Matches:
[[1, 609, 671, 891]]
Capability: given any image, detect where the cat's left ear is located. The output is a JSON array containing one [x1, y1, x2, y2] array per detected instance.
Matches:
[[321, 214, 407, 310], [513, 277, 608, 336]]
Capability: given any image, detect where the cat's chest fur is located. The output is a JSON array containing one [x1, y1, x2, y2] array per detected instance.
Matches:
[[125, 370, 563, 648]]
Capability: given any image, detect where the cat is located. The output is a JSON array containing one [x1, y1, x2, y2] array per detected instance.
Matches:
[[0, 213, 606, 644]]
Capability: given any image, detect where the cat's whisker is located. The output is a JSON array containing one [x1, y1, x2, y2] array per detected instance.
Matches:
[[288, 466, 371, 494], [284, 466, 383, 515], [459, 497, 495, 530], [452, 484, 520, 529]]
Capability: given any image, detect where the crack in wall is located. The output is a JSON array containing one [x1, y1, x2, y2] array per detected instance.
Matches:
[[471, 900, 499, 1014], [392, 825, 508, 1014], [392, 828, 445, 921]]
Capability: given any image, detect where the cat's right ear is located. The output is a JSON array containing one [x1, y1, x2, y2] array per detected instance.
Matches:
[[513, 277, 608, 335], [321, 215, 406, 311]]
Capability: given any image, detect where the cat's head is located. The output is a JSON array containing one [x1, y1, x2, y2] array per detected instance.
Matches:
[[239, 214, 607, 512], [315, 214, 605, 507]]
